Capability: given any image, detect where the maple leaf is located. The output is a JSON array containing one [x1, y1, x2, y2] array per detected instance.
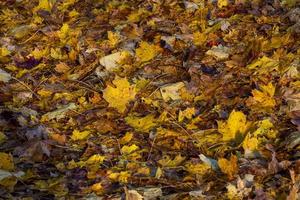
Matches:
[[136, 41, 162, 62], [160, 82, 185, 102], [107, 31, 120, 47], [178, 107, 195, 122], [34, 0, 52, 12], [242, 135, 259, 152], [121, 144, 139, 155], [91, 182, 104, 195], [71, 129, 91, 141], [218, 0, 229, 8], [0, 152, 14, 171], [0, 69, 12, 83], [57, 23, 70, 42], [193, 32, 207, 46], [158, 154, 185, 167], [185, 162, 211, 175], [247, 83, 276, 111], [217, 110, 251, 142], [103, 77, 136, 113], [100, 51, 130, 72], [218, 155, 238, 180], [125, 114, 156, 132], [247, 56, 279, 74]]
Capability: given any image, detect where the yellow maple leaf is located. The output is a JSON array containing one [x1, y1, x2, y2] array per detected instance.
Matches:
[[253, 119, 277, 139], [107, 31, 120, 47], [120, 132, 133, 144], [218, 0, 229, 8], [34, 0, 52, 12], [85, 154, 105, 165], [158, 154, 185, 167], [57, 23, 70, 42], [125, 114, 156, 132], [107, 171, 131, 183], [185, 162, 211, 175], [218, 155, 238, 180], [71, 129, 90, 141], [247, 56, 279, 74], [247, 83, 276, 110], [242, 134, 259, 152], [91, 182, 103, 195], [103, 77, 136, 113], [0, 152, 14, 171], [193, 32, 207, 46], [136, 41, 161, 62], [217, 110, 251, 142], [121, 144, 139, 155], [0, 47, 10, 58], [178, 107, 195, 122]]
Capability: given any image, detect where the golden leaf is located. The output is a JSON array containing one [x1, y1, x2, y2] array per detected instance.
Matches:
[[217, 110, 251, 141], [247, 83, 276, 110], [34, 0, 52, 12], [91, 182, 103, 195], [242, 135, 259, 152], [185, 162, 211, 175], [103, 77, 136, 113], [71, 129, 90, 141], [107, 31, 120, 47], [158, 154, 185, 167], [218, 155, 238, 180], [0, 152, 14, 171], [120, 132, 133, 144], [85, 154, 105, 165], [125, 114, 156, 132], [178, 107, 195, 122], [136, 41, 161, 62], [57, 23, 70, 41], [193, 32, 207, 46], [218, 0, 229, 8], [121, 144, 139, 155]]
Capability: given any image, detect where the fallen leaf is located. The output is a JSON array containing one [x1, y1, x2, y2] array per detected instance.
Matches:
[[218, 155, 238, 180], [125, 189, 143, 200], [103, 77, 137, 113], [160, 82, 185, 102], [41, 103, 76, 122], [217, 110, 251, 142], [0, 69, 11, 83], [0, 152, 14, 171], [125, 114, 156, 132], [136, 41, 161, 62], [71, 129, 91, 141], [100, 51, 131, 72]]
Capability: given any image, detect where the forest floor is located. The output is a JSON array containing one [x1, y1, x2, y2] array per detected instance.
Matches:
[[0, 0, 300, 199]]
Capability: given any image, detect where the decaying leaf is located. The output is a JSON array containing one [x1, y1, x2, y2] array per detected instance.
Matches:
[[0, 69, 12, 83], [160, 82, 185, 102], [41, 103, 76, 121], [100, 51, 131, 72]]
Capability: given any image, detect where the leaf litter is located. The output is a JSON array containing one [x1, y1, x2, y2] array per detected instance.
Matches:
[[0, 0, 299, 199]]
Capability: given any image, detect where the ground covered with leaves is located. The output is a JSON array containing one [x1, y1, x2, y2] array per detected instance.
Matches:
[[0, 0, 300, 199]]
